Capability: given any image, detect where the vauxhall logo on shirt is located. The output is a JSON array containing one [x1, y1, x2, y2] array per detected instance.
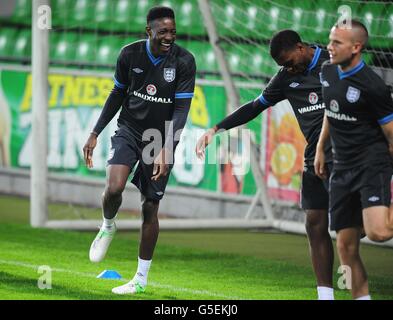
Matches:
[[297, 92, 324, 115], [326, 99, 357, 122], [132, 84, 173, 104]]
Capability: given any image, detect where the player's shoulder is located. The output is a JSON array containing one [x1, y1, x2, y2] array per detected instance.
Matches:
[[361, 63, 389, 91], [321, 60, 335, 73], [119, 40, 145, 57], [172, 43, 196, 68]]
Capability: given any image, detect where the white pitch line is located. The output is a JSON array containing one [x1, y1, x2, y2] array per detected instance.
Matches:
[[0, 259, 245, 300]]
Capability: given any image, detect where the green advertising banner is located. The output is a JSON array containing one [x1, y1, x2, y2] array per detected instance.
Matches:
[[0, 69, 262, 196]]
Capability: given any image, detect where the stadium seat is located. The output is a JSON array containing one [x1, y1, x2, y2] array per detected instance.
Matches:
[[96, 36, 121, 66], [71, 0, 95, 28], [13, 29, 31, 59], [289, 1, 315, 41], [358, 3, 384, 48], [112, 0, 135, 32], [225, 46, 243, 76], [0, 28, 17, 58], [175, 0, 206, 36], [185, 41, 218, 73], [51, 32, 78, 63], [305, 0, 342, 45], [95, 0, 114, 31], [211, 0, 244, 37], [129, 0, 155, 32], [10, 0, 32, 25], [116, 36, 139, 49], [52, 0, 76, 28], [375, 4, 393, 48], [74, 34, 98, 64], [256, 48, 278, 77]]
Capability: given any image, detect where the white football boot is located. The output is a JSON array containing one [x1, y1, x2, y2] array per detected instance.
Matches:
[[89, 224, 116, 263]]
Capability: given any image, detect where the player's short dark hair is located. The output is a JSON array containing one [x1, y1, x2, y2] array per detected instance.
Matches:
[[269, 30, 303, 60], [334, 19, 368, 49], [147, 6, 175, 25]]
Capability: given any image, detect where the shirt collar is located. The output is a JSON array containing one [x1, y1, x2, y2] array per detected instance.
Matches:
[[306, 46, 322, 72], [337, 60, 365, 80], [146, 39, 165, 66]]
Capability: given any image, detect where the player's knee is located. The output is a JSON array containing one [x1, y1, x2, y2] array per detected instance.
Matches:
[[105, 182, 125, 198], [142, 199, 159, 224], [336, 238, 358, 258], [305, 211, 328, 235], [367, 229, 392, 243]]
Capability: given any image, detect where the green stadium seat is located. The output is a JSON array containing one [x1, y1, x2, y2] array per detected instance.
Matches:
[[0, 28, 17, 58], [95, 0, 114, 31], [10, 0, 32, 25], [359, 3, 384, 48], [225, 46, 243, 76], [253, 0, 293, 39], [116, 36, 139, 49], [96, 36, 120, 66], [289, 1, 315, 41], [51, 32, 78, 62], [306, 0, 341, 46], [185, 41, 218, 73], [129, 0, 154, 32], [112, 0, 135, 32], [74, 34, 98, 64], [175, 0, 205, 36], [52, 0, 76, 28], [211, 0, 244, 37], [375, 4, 393, 48], [71, 0, 95, 28], [13, 29, 31, 59], [251, 47, 278, 77]]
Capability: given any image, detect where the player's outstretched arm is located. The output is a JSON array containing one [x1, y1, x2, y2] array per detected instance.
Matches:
[[195, 98, 268, 159], [314, 112, 330, 179]]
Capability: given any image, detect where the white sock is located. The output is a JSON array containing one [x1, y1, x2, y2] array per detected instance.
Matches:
[[103, 214, 117, 228], [356, 295, 371, 300], [317, 286, 334, 300], [133, 257, 152, 287]]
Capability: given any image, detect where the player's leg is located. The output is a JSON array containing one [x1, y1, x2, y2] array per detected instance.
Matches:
[[129, 196, 160, 290], [301, 166, 334, 299], [112, 160, 171, 294], [362, 206, 393, 242], [305, 209, 334, 298], [102, 164, 131, 221], [329, 167, 368, 299], [336, 227, 369, 299], [89, 164, 131, 263], [90, 129, 137, 263], [139, 196, 160, 260], [361, 163, 393, 242]]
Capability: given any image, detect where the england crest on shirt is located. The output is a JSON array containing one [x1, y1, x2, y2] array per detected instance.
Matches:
[[346, 86, 360, 103], [163, 68, 176, 82]]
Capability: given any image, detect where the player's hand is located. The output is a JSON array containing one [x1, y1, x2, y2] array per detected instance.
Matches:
[[195, 128, 216, 159], [83, 133, 97, 169], [152, 147, 171, 181], [314, 146, 326, 179]]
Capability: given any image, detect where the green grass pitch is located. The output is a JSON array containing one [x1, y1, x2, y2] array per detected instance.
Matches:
[[0, 195, 393, 300]]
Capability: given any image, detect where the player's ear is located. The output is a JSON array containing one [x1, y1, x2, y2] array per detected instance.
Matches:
[[353, 41, 362, 54], [146, 26, 152, 38]]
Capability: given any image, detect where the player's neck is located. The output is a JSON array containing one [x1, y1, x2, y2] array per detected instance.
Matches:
[[339, 55, 362, 73]]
